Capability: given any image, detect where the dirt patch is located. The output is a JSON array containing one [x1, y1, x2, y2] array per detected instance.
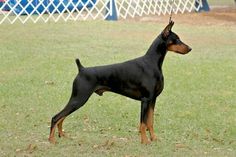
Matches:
[[133, 7, 236, 26]]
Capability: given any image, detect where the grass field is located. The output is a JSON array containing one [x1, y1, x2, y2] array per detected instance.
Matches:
[[0, 13, 236, 157], [208, 0, 235, 6]]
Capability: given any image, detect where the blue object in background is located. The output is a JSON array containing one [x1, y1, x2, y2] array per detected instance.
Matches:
[[105, 0, 117, 21], [3, 0, 96, 15], [48, 0, 96, 13], [3, 0, 48, 14], [195, 0, 210, 12]]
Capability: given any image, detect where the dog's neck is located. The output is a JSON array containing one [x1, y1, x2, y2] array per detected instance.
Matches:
[[145, 35, 167, 70]]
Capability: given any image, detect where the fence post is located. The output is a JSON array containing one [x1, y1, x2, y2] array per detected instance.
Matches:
[[105, 0, 118, 21], [195, 0, 210, 12]]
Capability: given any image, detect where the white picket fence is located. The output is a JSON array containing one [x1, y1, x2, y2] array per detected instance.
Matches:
[[116, 0, 203, 19], [0, 0, 203, 24]]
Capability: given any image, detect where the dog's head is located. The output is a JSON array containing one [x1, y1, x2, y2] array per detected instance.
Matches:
[[161, 21, 192, 54]]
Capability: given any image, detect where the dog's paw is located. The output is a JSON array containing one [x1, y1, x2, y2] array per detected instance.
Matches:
[[58, 131, 66, 138], [48, 137, 57, 144], [141, 138, 151, 145]]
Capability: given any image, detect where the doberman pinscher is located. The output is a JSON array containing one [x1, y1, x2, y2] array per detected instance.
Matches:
[[48, 21, 192, 144]]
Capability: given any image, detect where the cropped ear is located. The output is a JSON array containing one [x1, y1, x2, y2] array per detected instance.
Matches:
[[162, 21, 174, 39]]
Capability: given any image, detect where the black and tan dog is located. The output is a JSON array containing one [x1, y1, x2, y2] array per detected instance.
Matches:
[[49, 21, 191, 144]]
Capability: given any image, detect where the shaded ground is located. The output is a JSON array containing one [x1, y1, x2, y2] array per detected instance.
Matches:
[[136, 7, 236, 26]]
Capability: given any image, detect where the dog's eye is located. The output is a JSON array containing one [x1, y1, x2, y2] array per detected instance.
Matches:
[[170, 39, 177, 44]]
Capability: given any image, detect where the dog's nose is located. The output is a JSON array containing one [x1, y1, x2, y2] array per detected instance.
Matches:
[[188, 47, 192, 52]]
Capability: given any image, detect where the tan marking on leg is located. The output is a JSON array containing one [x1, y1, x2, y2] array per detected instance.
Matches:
[[140, 123, 150, 144], [57, 117, 66, 137], [147, 108, 157, 141], [49, 125, 57, 144], [48, 117, 65, 144]]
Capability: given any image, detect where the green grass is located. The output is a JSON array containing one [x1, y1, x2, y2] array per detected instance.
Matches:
[[0, 20, 236, 157], [207, 0, 235, 6]]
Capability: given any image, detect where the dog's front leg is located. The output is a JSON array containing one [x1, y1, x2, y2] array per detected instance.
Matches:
[[147, 105, 157, 141], [140, 98, 151, 144]]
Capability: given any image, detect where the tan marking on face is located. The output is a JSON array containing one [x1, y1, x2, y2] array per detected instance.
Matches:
[[167, 44, 191, 54]]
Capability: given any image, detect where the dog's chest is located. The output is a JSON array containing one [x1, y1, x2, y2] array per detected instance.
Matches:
[[154, 74, 164, 97]]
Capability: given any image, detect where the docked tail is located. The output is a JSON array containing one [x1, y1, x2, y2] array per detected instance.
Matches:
[[75, 58, 84, 72]]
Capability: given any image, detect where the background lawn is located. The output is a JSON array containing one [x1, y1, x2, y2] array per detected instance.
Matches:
[[207, 0, 235, 6], [0, 7, 236, 157]]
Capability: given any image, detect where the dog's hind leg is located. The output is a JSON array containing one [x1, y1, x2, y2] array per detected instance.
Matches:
[[49, 78, 95, 143], [57, 117, 66, 137]]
